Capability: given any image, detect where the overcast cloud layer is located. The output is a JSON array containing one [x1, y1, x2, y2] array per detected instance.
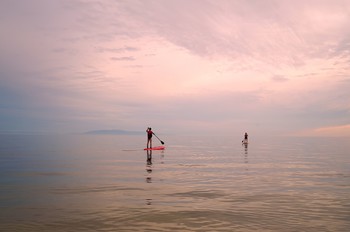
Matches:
[[0, 0, 349, 136]]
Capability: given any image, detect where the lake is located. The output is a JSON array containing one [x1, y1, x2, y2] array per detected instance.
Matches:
[[0, 134, 349, 231]]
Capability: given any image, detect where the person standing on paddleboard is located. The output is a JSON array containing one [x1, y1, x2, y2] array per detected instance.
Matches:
[[242, 132, 248, 144], [146, 127, 154, 148]]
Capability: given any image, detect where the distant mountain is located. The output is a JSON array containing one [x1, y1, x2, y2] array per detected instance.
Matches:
[[85, 129, 144, 135]]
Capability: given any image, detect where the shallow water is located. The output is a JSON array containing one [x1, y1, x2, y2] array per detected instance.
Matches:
[[0, 134, 349, 231]]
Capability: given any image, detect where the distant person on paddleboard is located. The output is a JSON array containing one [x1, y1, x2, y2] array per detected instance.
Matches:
[[146, 127, 154, 148], [242, 132, 248, 144]]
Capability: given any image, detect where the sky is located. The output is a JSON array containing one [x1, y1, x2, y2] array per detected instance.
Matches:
[[0, 0, 349, 137]]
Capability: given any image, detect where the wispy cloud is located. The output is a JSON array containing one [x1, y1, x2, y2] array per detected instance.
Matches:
[[95, 46, 139, 53], [271, 75, 289, 82], [111, 56, 135, 61]]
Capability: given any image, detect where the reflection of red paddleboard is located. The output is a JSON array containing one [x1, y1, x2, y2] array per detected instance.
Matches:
[[144, 146, 165, 150]]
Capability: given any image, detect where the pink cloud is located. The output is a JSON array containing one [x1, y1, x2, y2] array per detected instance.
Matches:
[[294, 124, 350, 137], [1, 0, 349, 134]]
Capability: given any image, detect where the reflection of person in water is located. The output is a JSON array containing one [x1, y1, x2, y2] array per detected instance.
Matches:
[[146, 150, 152, 167], [146, 150, 152, 183], [242, 140, 248, 170]]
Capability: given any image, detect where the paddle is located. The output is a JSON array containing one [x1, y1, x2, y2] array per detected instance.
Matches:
[[153, 133, 164, 145]]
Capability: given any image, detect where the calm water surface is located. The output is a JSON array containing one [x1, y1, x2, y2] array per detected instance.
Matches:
[[0, 134, 349, 231]]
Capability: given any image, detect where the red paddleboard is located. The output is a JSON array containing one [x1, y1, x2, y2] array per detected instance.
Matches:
[[144, 146, 165, 150]]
